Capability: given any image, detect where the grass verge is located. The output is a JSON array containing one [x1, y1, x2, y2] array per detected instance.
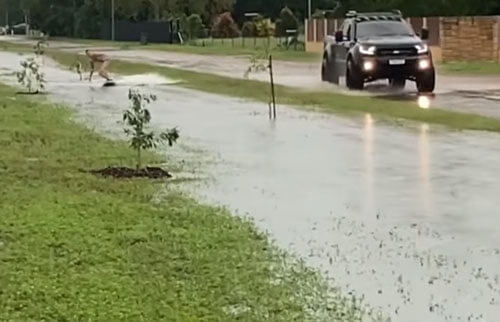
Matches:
[[3, 40, 500, 133], [439, 61, 500, 76], [50, 37, 322, 63], [0, 83, 363, 320]]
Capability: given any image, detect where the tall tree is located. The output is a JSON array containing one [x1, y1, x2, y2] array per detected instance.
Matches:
[[9, 0, 500, 39]]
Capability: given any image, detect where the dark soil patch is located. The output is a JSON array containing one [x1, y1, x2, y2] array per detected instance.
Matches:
[[15, 91, 48, 95], [90, 166, 172, 179]]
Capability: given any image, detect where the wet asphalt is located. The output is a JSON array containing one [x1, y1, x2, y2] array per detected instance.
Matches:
[[1, 51, 500, 322]]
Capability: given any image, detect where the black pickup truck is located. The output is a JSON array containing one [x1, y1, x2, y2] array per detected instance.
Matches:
[[321, 10, 435, 93]]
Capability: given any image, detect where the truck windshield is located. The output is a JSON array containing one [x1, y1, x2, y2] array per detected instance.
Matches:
[[356, 20, 415, 38]]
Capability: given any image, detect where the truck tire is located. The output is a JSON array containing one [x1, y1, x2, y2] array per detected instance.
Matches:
[[416, 69, 435, 93], [321, 55, 339, 84], [321, 55, 329, 81], [389, 78, 406, 90], [346, 59, 364, 90]]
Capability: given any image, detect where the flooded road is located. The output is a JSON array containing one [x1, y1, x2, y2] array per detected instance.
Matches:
[[4, 36, 500, 119], [1, 52, 500, 322]]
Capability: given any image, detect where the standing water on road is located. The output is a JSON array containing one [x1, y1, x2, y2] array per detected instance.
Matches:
[[1, 52, 499, 322]]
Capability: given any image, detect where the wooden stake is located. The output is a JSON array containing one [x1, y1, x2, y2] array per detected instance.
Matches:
[[268, 55, 276, 119]]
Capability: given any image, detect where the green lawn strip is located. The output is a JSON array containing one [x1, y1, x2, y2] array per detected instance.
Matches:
[[438, 61, 500, 76], [0, 84, 363, 321], [49, 37, 322, 62], [3, 41, 500, 133]]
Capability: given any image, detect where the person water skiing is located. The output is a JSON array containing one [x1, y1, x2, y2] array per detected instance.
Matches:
[[85, 49, 113, 83]]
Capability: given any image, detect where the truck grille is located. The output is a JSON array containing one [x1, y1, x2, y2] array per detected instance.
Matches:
[[376, 47, 417, 56]]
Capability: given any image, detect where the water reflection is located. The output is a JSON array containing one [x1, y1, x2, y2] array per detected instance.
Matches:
[[418, 95, 431, 109], [363, 113, 375, 215], [419, 123, 432, 216]]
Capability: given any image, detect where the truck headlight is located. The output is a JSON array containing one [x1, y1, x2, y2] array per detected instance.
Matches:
[[419, 59, 431, 70], [415, 44, 429, 54], [363, 61, 375, 71], [359, 45, 376, 55]]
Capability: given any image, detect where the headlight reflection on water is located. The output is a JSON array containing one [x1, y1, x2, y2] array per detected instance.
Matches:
[[418, 95, 431, 109]]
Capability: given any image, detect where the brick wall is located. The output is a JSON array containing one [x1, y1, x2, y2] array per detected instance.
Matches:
[[441, 16, 499, 62], [305, 16, 500, 62]]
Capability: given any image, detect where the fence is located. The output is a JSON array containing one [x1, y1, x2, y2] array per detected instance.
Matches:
[[102, 21, 173, 43], [184, 36, 304, 51], [305, 16, 500, 62]]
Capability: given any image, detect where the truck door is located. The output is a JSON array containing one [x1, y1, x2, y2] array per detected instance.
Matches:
[[333, 20, 352, 77]]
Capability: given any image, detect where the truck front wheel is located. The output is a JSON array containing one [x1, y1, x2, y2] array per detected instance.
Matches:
[[346, 59, 364, 90], [416, 69, 436, 93]]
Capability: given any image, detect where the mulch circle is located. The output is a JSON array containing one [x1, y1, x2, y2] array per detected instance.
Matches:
[[89, 166, 172, 179], [15, 91, 48, 95]]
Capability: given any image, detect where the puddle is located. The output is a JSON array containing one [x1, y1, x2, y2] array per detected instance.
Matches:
[[1, 52, 500, 322], [114, 73, 181, 86]]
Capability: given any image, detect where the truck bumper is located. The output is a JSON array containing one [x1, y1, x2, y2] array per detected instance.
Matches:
[[359, 55, 433, 80]]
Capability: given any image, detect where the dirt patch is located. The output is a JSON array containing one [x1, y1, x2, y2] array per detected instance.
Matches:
[[15, 91, 47, 95], [90, 166, 172, 179]]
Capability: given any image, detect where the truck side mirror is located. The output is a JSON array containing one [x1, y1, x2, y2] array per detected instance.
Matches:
[[335, 31, 343, 42], [421, 28, 429, 40]]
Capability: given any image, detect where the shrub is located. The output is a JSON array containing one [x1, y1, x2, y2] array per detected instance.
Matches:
[[211, 12, 240, 38], [16, 57, 45, 94], [187, 14, 204, 40], [33, 40, 49, 56], [242, 21, 256, 37], [255, 18, 275, 38], [123, 89, 179, 170]]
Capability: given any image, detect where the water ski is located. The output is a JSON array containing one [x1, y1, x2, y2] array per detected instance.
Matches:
[[103, 80, 116, 87]]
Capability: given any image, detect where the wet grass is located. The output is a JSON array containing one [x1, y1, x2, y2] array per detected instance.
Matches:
[[3, 41, 500, 133], [439, 61, 500, 76], [49, 37, 321, 63], [0, 83, 365, 320]]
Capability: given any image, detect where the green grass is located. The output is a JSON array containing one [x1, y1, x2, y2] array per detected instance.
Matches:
[[0, 84, 364, 320], [3, 40, 500, 133], [439, 61, 500, 76], [50, 37, 321, 62]]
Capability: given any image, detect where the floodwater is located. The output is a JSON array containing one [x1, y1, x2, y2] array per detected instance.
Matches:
[[5, 35, 500, 119], [1, 52, 500, 322]]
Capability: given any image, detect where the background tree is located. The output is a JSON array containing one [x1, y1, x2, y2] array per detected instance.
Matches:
[[5, 0, 500, 40], [211, 12, 239, 38], [277, 6, 298, 37], [186, 13, 204, 39], [241, 20, 256, 37], [311, 9, 326, 19]]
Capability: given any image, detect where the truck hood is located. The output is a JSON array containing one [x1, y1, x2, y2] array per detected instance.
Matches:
[[358, 35, 423, 47]]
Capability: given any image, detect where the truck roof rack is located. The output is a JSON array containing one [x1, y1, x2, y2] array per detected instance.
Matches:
[[346, 10, 403, 18], [355, 15, 404, 23]]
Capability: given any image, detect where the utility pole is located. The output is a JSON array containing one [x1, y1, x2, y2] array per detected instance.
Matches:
[[73, 0, 77, 37], [3, 0, 8, 27], [111, 0, 115, 41], [308, 0, 312, 19], [24, 9, 28, 35]]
